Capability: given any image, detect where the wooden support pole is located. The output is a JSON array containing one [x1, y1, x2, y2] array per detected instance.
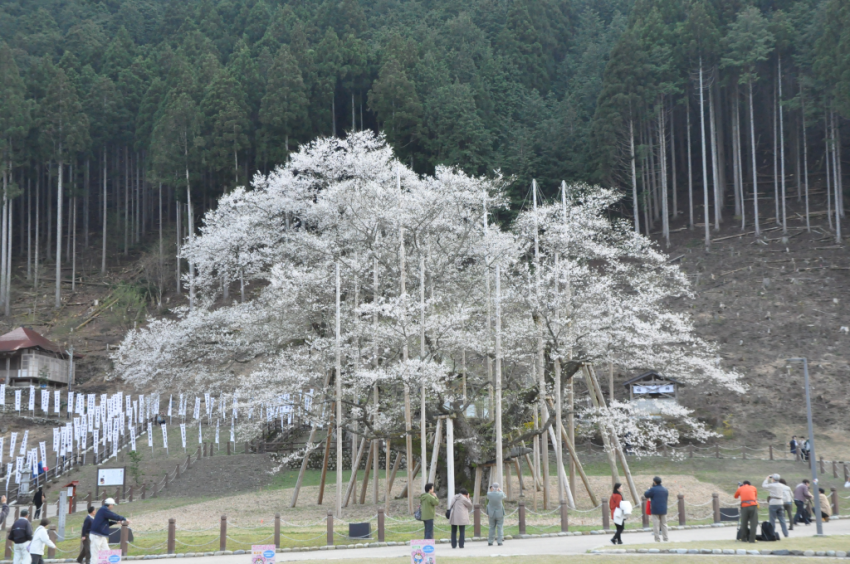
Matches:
[[326, 511, 333, 546], [678, 494, 686, 526], [473, 466, 483, 508], [219, 515, 227, 552], [359, 441, 374, 505], [474, 504, 481, 538], [396, 460, 421, 499], [518, 501, 526, 535], [387, 452, 403, 495], [427, 419, 443, 484], [602, 497, 609, 530], [585, 367, 620, 486], [120, 522, 129, 556], [832, 487, 839, 516], [317, 421, 333, 505], [712, 493, 720, 523], [514, 458, 525, 498], [545, 398, 598, 506], [344, 438, 368, 507], [505, 462, 513, 500], [274, 513, 281, 548], [377, 508, 385, 542], [291, 370, 332, 507], [560, 500, 569, 532], [833, 460, 838, 479]]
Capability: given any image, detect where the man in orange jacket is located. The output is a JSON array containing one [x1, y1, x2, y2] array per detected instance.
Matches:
[[734, 481, 759, 543]]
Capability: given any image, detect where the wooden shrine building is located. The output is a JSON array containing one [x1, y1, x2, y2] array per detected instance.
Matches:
[[622, 370, 682, 415], [0, 327, 75, 387]]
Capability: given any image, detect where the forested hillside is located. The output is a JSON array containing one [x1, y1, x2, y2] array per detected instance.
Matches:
[[0, 0, 846, 336]]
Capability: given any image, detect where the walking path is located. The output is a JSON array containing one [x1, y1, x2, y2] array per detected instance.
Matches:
[[177, 519, 850, 563]]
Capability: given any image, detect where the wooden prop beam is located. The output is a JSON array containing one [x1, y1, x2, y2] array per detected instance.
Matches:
[[317, 423, 333, 505], [396, 460, 421, 499], [358, 441, 375, 505], [344, 437, 368, 507], [291, 371, 332, 507], [473, 466, 483, 507], [427, 419, 443, 484], [544, 398, 598, 506]]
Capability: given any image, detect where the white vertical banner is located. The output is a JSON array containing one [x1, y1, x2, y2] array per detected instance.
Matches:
[[132, 401, 138, 425], [446, 418, 455, 501], [230, 422, 235, 443], [130, 426, 136, 451], [19, 430, 28, 455], [193, 397, 200, 420], [0, 437, 4, 465], [126, 396, 132, 415], [54, 390, 61, 414], [39, 442, 46, 465], [28, 386, 35, 412], [204, 393, 211, 417], [180, 423, 186, 449], [9, 432, 17, 458], [52, 428, 59, 453], [41, 390, 49, 414], [178, 394, 184, 417], [161, 424, 169, 449], [147, 422, 153, 448], [215, 420, 220, 444], [93, 429, 99, 452], [168, 395, 173, 418], [232, 394, 238, 420], [0, 383, 5, 406], [87, 394, 95, 413], [14, 390, 21, 412], [5, 463, 11, 490], [112, 427, 118, 457], [198, 421, 202, 444]]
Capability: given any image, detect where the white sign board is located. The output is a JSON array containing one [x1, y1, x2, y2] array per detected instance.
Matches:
[[97, 467, 125, 487], [633, 384, 675, 395]]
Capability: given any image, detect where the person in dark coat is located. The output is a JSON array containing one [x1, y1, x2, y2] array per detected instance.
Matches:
[[76, 506, 96, 564], [33, 487, 45, 519], [644, 476, 669, 542], [8, 508, 34, 564], [0, 495, 9, 528]]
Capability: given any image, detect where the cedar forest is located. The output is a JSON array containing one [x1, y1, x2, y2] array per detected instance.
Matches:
[[0, 0, 847, 312]]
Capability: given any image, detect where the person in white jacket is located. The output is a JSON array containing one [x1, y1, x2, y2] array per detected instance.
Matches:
[[29, 518, 57, 564], [763, 474, 789, 538]]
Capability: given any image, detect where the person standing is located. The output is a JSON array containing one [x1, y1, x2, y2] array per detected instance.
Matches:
[[794, 479, 813, 525], [76, 506, 96, 564], [778, 478, 794, 531], [818, 488, 831, 522], [0, 495, 9, 528], [33, 488, 45, 519], [644, 476, 669, 543], [789, 436, 798, 457], [7, 509, 33, 564], [89, 499, 129, 564], [610, 483, 624, 545], [734, 480, 759, 543], [448, 488, 473, 549], [419, 483, 439, 540], [486, 483, 507, 546], [30, 518, 57, 564], [762, 474, 788, 537]]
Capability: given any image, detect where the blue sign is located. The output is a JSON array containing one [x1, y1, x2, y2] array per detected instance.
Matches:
[[263, 551, 275, 559], [423, 545, 435, 554], [108, 555, 121, 563]]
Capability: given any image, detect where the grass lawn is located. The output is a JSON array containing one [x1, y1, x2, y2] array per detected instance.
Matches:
[[595, 534, 850, 552], [302, 556, 809, 564]]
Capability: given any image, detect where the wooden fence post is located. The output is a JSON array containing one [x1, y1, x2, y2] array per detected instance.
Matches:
[[220, 515, 227, 552], [769, 445, 774, 460], [678, 494, 686, 526], [120, 522, 129, 556], [140, 484, 146, 500], [832, 487, 839, 516], [152, 480, 159, 498], [326, 510, 334, 546], [601, 497, 609, 530], [712, 493, 720, 523], [519, 500, 526, 535], [473, 504, 481, 538], [559, 499, 569, 532], [202, 443, 207, 457], [167, 518, 176, 554], [87, 492, 92, 507], [689, 444, 694, 459], [845, 462, 849, 482], [227, 442, 231, 455], [274, 513, 280, 548], [820, 456, 826, 474], [128, 486, 134, 502], [209, 442, 214, 457], [245, 442, 249, 454], [47, 526, 57, 559], [715, 445, 720, 459], [4, 537, 10, 559], [641, 496, 649, 528], [378, 508, 385, 542], [175, 463, 180, 480], [833, 460, 838, 479], [27, 505, 32, 521], [115, 487, 121, 502]]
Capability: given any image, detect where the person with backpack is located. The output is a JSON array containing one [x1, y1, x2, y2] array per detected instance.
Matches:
[[7, 508, 33, 564], [818, 488, 831, 522], [419, 483, 439, 540], [29, 518, 57, 564], [734, 481, 759, 543], [644, 476, 669, 543], [762, 475, 789, 538], [447, 488, 473, 549], [609, 483, 630, 545]]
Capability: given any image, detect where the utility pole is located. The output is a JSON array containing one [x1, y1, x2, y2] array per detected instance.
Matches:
[[786, 357, 823, 536]]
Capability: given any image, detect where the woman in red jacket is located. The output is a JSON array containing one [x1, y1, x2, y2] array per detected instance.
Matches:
[[610, 483, 624, 545]]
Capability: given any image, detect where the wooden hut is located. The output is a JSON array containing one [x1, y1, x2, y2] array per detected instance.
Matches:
[[622, 370, 682, 415], [0, 327, 75, 387]]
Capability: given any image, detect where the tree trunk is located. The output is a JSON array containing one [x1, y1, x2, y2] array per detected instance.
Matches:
[[778, 56, 787, 233], [629, 118, 640, 234], [84, 158, 90, 248], [831, 109, 841, 243], [670, 101, 677, 218], [773, 86, 779, 224], [734, 87, 745, 229], [1, 162, 7, 313], [34, 170, 40, 289], [687, 98, 694, 230], [708, 84, 720, 230], [699, 60, 710, 249], [5, 198, 11, 317], [749, 81, 760, 237], [71, 197, 76, 293], [101, 147, 107, 274], [158, 182, 163, 308], [826, 110, 833, 231], [801, 86, 810, 231], [658, 103, 670, 246], [55, 152, 63, 309], [176, 201, 182, 294], [26, 176, 31, 280]]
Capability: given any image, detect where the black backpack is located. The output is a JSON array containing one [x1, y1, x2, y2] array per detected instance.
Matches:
[[756, 521, 780, 541], [7, 522, 32, 544]]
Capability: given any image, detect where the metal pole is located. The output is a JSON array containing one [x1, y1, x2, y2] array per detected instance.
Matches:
[[788, 357, 823, 535]]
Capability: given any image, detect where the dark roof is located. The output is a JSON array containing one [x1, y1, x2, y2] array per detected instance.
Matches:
[[622, 370, 684, 387], [0, 327, 66, 356]]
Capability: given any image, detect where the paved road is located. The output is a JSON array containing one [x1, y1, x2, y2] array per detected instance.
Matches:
[[178, 518, 850, 563]]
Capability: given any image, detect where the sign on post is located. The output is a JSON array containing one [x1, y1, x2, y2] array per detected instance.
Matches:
[[96, 467, 126, 499], [251, 545, 275, 564], [410, 540, 435, 564], [97, 549, 121, 564]]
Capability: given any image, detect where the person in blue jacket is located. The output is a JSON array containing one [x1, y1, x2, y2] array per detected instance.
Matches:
[[644, 476, 669, 542], [89, 499, 129, 564]]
